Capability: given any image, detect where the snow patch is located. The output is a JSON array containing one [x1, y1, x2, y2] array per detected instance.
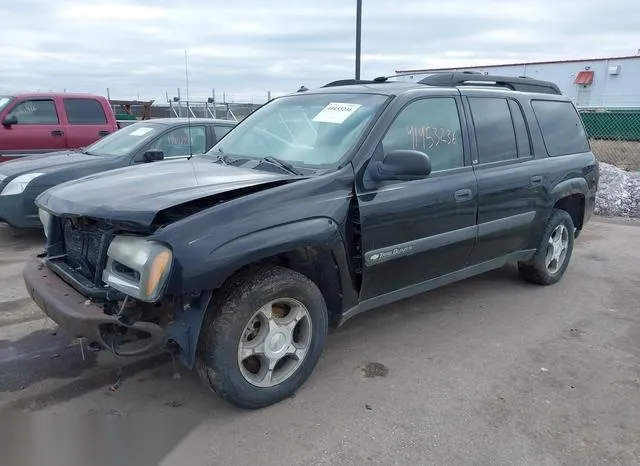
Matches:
[[595, 163, 640, 218]]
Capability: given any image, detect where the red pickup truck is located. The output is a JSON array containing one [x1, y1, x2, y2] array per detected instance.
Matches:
[[0, 93, 118, 162]]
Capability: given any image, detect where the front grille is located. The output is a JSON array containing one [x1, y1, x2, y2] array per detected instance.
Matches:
[[61, 218, 112, 283]]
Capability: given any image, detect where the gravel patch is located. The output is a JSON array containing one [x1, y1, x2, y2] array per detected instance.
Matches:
[[595, 162, 640, 218]]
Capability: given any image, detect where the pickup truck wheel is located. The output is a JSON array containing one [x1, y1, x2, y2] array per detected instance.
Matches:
[[518, 209, 575, 286], [197, 265, 328, 409]]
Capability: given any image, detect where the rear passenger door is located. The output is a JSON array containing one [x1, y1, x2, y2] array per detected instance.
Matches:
[[463, 93, 545, 265], [62, 97, 113, 148]]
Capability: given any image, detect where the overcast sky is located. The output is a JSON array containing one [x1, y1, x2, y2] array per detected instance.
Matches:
[[2, 0, 639, 103]]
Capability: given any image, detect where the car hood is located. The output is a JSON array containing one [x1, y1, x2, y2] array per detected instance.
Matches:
[[0, 151, 108, 179], [36, 158, 300, 229]]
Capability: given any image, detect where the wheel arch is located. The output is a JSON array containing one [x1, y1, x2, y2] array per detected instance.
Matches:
[[201, 218, 355, 328], [551, 178, 588, 231], [173, 218, 357, 370]]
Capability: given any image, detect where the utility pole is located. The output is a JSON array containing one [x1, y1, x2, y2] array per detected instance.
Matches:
[[355, 0, 362, 80]]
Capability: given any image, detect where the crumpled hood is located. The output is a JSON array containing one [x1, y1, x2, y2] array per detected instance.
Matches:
[[36, 157, 298, 228], [0, 151, 107, 179]]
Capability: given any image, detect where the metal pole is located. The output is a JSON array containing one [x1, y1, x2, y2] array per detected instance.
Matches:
[[355, 0, 362, 80], [177, 88, 182, 117], [212, 88, 217, 118]]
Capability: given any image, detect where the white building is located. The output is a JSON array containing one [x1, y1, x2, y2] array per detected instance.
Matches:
[[396, 55, 640, 108]]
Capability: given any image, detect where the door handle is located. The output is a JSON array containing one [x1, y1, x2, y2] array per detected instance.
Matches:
[[530, 175, 543, 186], [98, 130, 110, 137], [454, 188, 473, 202], [51, 130, 64, 136]]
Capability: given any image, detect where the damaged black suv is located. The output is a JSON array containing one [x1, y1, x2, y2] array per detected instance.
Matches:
[[24, 73, 599, 409]]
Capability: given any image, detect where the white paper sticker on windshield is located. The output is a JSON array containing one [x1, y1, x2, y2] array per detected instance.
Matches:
[[130, 127, 154, 136], [312, 102, 362, 124]]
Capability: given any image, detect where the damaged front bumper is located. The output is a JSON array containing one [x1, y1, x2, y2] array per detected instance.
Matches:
[[23, 256, 167, 357]]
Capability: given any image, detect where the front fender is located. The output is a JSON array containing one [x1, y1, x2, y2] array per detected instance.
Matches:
[[181, 217, 346, 293], [170, 217, 354, 369]]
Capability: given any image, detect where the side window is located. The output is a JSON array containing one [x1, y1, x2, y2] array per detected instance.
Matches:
[[215, 125, 233, 140], [469, 97, 517, 163], [382, 97, 464, 172], [148, 125, 207, 157], [508, 99, 532, 157], [63, 98, 108, 124], [7, 99, 59, 124], [531, 100, 590, 156]]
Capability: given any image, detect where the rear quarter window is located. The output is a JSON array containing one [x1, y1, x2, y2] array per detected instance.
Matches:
[[531, 100, 590, 156], [63, 98, 108, 124]]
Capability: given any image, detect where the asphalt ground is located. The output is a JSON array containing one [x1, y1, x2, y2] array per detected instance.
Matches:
[[0, 217, 639, 465]]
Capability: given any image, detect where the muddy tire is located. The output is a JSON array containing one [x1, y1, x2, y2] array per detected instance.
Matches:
[[197, 265, 328, 409], [518, 209, 575, 286]]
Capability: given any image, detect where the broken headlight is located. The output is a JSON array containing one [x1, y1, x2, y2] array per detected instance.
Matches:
[[102, 236, 173, 302]]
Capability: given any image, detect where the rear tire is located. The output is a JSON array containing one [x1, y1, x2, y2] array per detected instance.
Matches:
[[197, 265, 328, 409], [518, 209, 575, 286]]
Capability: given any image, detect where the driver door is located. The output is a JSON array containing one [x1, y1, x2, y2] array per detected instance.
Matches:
[[0, 98, 67, 154], [356, 96, 479, 300]]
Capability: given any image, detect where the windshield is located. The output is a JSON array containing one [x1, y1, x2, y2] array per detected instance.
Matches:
[[84, 122, 165, 157], [207, 93, 389, 168], [0, 96, 13, 112]]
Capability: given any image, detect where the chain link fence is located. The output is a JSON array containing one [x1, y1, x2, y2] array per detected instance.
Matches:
[[578, 107, 640, 171]]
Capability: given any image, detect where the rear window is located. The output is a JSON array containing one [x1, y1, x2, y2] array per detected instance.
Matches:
[[63, 98, 108, 124], [531, 100, 590, 156]]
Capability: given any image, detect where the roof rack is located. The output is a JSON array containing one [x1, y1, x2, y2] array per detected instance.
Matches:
[[370, 70, 486, 83], [322, 72, 426, 86], [322, 79, 379, 87], [320, 72, 562, 95], [417, 72, 562, 95]]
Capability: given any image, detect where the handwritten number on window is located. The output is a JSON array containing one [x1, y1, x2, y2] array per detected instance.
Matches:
[[407, 126, 457, 151]]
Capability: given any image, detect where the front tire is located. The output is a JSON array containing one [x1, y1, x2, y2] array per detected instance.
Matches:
[[197, 265, 328, 409], [518, 209, 575, 286]]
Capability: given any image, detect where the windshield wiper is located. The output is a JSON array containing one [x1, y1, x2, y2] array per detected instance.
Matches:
[[210, 148, 230, 165], [260, 156, 302, 176]]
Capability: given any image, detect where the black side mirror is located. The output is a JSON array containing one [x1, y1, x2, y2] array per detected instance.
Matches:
[[2, 115, 18, 127], [143, 150, 164, 162], [370, 149, 432, 181]]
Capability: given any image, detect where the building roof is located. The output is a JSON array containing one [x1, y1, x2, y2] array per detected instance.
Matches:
[[396, 54, 640, 74]]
